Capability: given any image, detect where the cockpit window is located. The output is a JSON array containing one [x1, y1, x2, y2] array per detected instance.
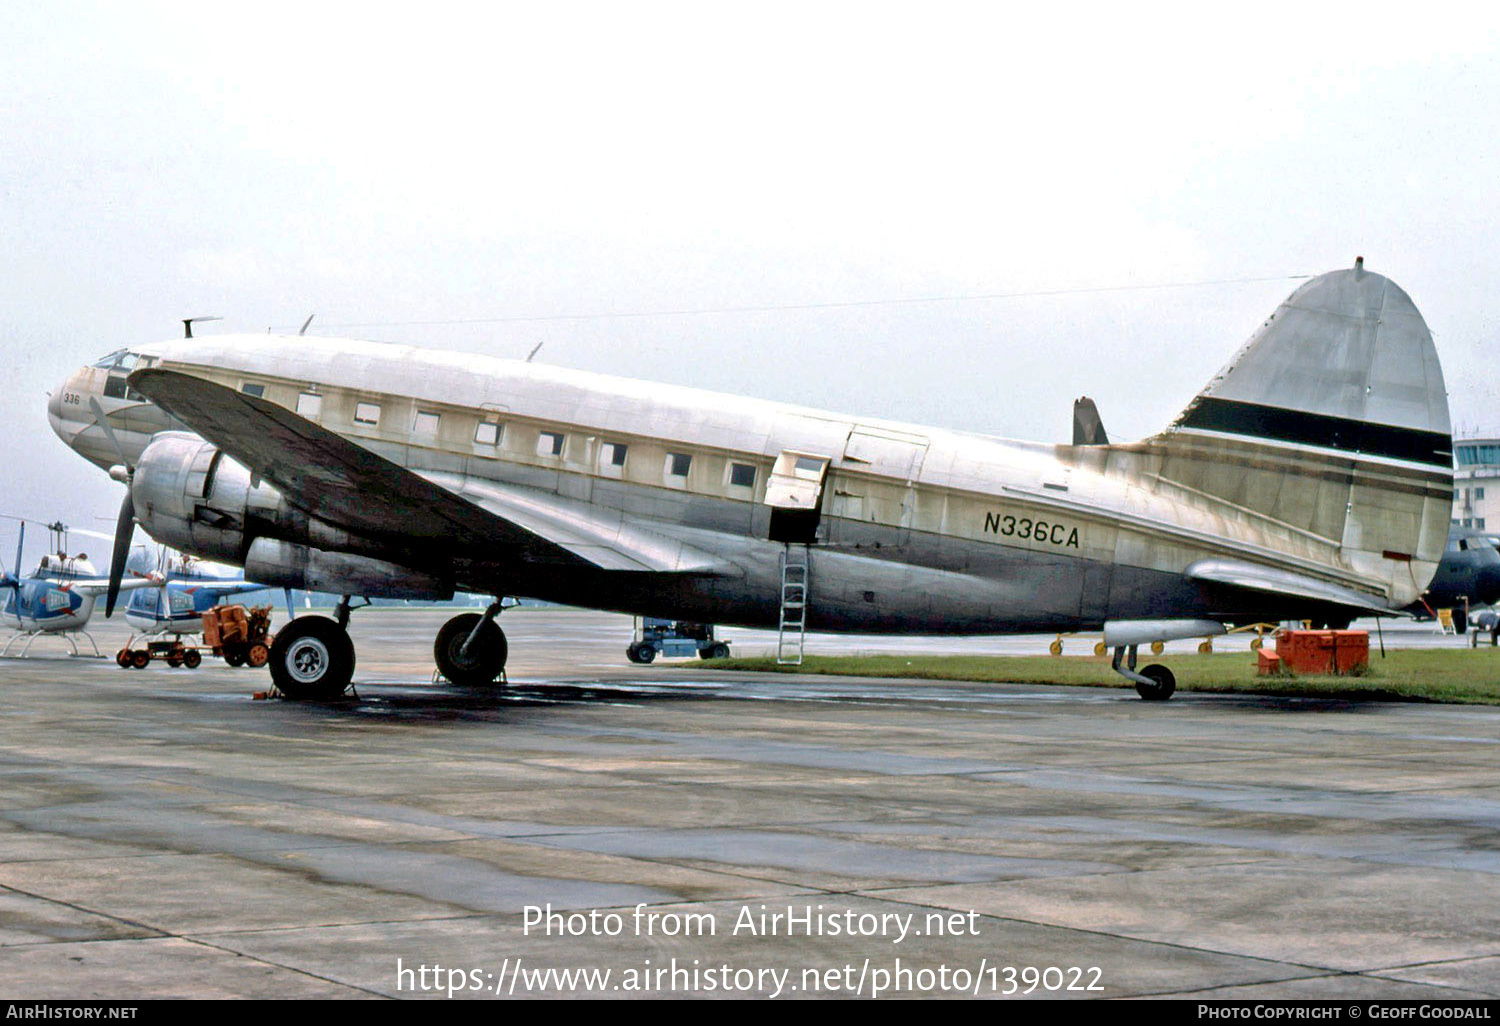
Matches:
[[92, 350, 139, 371]]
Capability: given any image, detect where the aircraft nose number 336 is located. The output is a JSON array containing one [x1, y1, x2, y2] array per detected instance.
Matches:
[[984, 512, 1081, 549]]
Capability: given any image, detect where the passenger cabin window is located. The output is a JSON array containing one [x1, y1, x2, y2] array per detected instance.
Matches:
[[240, 383, 265, 398], [537, 430, 565, 457], [475, 421, 501, 446], [729, 462, 756, 488], [296, 392, 323, 418], [603, 442, 628, 467], [414, 411, 440, 436], [354, 402, 381, 426], [666, 452, 692, 479]]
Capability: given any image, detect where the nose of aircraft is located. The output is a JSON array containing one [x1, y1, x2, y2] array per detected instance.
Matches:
[[1475, 561, 1500, 607], [46, 375, 69, 439]]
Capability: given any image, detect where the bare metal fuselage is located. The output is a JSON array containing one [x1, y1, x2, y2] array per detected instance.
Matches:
[[51, 328, 1442, 634]]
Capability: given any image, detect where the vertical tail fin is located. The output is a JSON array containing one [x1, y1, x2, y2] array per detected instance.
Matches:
[[1150, 261, 1452, 604]]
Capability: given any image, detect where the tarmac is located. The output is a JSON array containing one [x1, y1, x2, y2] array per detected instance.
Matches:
[[1, 607, 1498, 1000]]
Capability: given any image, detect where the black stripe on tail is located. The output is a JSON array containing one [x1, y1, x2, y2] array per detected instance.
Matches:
[[1177, 397, 1452, 469]]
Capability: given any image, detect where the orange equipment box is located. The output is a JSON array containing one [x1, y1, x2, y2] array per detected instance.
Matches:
[[1273, 629, 1369, 675], [1257, 649, 1283, 676]]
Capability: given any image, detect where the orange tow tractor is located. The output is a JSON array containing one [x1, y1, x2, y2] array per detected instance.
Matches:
[[115, 604, 274, 669]]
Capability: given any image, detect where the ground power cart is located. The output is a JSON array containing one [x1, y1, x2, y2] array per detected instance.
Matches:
[[626, 617, 730, 663]]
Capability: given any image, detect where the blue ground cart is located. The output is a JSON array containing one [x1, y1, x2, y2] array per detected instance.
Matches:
[[626, 617, 731, 663]]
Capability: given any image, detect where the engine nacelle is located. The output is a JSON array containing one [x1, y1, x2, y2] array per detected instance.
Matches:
[[131, 432, 263, 561], [244, 538, 453, 600], [131, 433, 452, 599]]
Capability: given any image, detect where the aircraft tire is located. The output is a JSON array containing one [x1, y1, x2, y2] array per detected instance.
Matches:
[[434, 614, 508, 686], [1134, 664, 1176, 701], [270, 617, 355, 700]]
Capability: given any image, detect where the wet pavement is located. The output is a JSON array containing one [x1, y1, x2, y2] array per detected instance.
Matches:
[[1, 608, 1498, 999]]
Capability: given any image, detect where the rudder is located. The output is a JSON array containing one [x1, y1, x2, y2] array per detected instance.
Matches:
[[1151, 259, 1453, 605]]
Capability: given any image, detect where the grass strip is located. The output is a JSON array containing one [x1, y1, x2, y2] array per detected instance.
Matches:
[[691, 649, 1500, 705]]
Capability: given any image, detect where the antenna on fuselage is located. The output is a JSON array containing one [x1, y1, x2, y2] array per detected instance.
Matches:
[[183, 316, 222, 339], [299, 315, 315, 336], [526, 342, 544, 363]]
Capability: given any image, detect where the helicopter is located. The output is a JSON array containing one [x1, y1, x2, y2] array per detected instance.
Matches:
[[0, 517, 162, 657]]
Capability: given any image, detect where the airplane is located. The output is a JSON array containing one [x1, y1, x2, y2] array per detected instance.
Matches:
[[0, 519, 162, 657], [1403, 526, 1500, 631], [47, 259, 1453, 701]]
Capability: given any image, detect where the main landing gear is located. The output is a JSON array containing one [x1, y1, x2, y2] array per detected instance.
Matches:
[[268, 597, 511, 700], [434, 601, 508, 686], [268, 597, 361, 701], [1110, 644, 1176, 701]]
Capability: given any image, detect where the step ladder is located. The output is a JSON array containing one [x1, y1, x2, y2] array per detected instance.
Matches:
[[777, 544, 810, 665]]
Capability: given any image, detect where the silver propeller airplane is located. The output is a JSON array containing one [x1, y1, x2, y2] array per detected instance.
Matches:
[[48, 261, 1452, 700]]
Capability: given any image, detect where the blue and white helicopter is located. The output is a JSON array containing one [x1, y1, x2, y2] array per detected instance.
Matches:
[[121, 551, 278, 634], [0, 518, 163, 657], [114, 550, 284, 669]]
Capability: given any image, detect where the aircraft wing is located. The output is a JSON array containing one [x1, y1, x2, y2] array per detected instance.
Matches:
[[130, 368, 728, 575], [1187, 559, 1404, 617]]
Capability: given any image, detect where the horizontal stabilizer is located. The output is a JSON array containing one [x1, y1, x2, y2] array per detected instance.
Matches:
[[1187, 559, 1402, 616]]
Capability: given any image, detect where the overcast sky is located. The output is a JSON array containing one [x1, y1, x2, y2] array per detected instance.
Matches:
[[3, 2, 1498, 562]]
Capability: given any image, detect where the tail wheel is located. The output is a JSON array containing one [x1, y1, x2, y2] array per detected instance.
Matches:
[[182, 648, 202, 669], [269, 617, 355, 700], [434, 613, 508, 686], [1134, 664, 1176, 701]]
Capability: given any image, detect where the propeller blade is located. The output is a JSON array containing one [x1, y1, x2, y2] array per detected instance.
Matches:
[[105, 492, 134, 618], [87, 397, 132, 470], [284, 587, 295, 623], [14, 521, 23, 580]]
